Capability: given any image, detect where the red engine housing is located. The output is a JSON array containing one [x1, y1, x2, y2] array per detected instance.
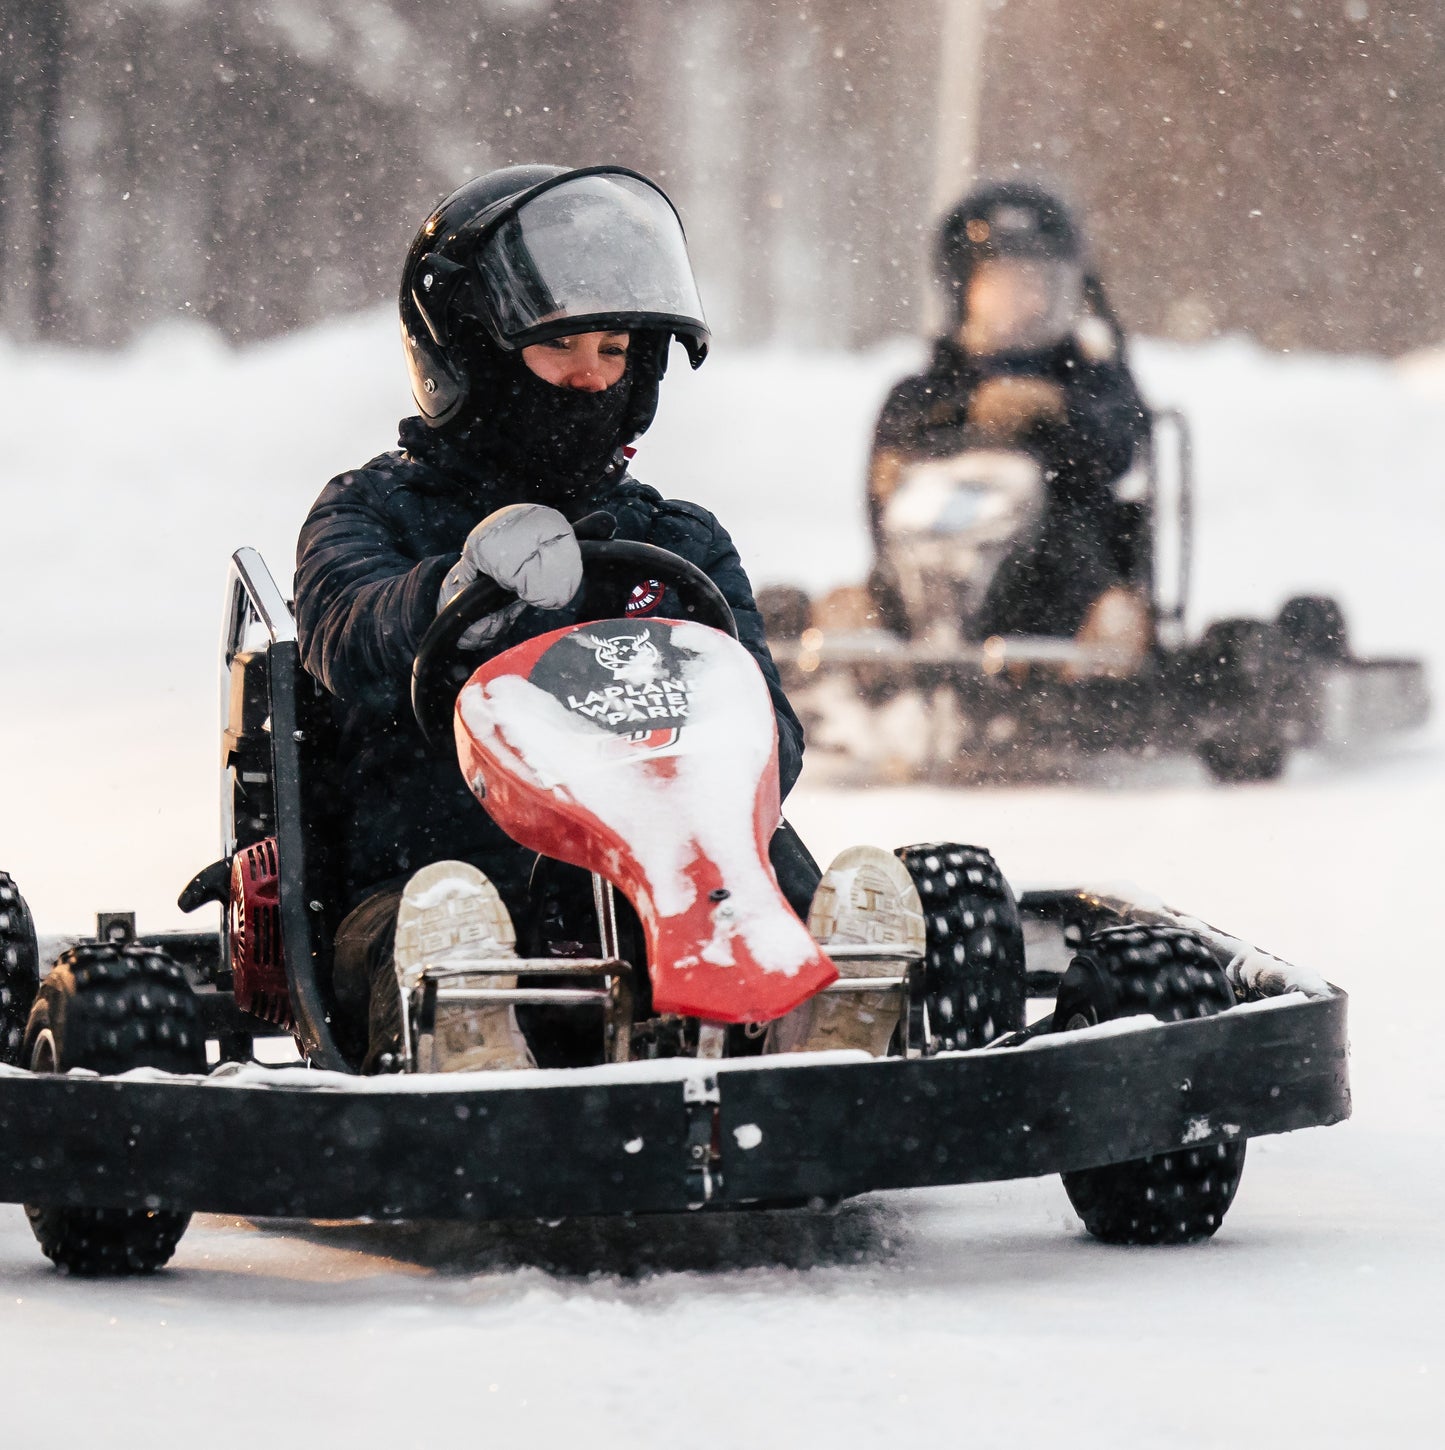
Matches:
[[228, 837, 294, 1029]]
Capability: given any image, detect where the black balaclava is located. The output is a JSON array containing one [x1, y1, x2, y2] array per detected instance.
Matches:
[[439, 330, 666, 505], [474, 353, 633, 499]]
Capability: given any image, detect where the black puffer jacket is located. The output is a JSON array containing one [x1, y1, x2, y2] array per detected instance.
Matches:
[[872, 337, 1151, 516], [296, 417, 803, 913], [868, 337, 1152, 636]]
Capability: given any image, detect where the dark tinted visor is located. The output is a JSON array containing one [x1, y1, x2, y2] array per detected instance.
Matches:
[[474, 173, 708, 355]]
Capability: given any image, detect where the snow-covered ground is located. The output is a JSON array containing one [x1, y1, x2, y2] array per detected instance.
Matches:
[[1, 315, 1442, 1446]]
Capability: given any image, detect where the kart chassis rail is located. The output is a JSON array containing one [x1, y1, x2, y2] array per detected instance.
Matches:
[[0, 982, 1347, 1222]]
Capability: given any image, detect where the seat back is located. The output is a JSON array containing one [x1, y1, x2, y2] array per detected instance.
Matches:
[[223, 549, 350, 1068], [259, 642, 350, 1066]]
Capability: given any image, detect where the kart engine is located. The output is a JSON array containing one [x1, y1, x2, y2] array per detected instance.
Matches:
[[228, 837, 294, 1029]]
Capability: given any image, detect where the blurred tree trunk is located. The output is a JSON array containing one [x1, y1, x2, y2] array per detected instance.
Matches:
[[0, 0, 70, 338], [930, 0, 985, 215], [0, 2, 16, 317], [30, 0, 68, 338], [976, 0, 1445, 354]]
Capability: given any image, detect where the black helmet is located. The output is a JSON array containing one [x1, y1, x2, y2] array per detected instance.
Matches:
[[400, 164, 710, 428], [937, 181, 1082, 286], [936, 182, 1084, 334]]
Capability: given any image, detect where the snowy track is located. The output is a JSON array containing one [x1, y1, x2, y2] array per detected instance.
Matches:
[[3, 1122, 1439, 1448], [1, 321, 1441, 1445]]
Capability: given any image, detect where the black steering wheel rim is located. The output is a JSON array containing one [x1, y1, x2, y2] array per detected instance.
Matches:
[[411, 537, 738, 752]]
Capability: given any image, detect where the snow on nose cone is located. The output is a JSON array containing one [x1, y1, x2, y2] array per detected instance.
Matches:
[[454, 618, 836, 1023]]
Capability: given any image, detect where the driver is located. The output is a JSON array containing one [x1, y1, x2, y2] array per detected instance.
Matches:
[[866, 181, 1152, 650], [294, 165, 806, 1072]]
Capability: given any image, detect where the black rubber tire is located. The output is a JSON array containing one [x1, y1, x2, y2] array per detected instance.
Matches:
[[1053, 924, 1246, 1245], [755, 584, 814, 641], [1198, 736, 1287, 783], [896, 843, 1026, 1051], [0, 872, 40, 1067], [22, 943, 205, 1275], [1193, 618, 1292, 783], [1277, 594, 1350, 662]]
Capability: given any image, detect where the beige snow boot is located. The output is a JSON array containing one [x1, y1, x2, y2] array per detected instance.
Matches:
[[766, 845, 925, 1056], [1072, 585, 1152, 678], [394, 860, 535, 1072]]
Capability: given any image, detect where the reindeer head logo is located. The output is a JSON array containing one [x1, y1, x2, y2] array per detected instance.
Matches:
[[575, 628, 664, 684]]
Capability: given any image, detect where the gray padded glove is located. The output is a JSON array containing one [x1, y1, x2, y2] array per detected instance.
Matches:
[[438, 503, 583, 649]]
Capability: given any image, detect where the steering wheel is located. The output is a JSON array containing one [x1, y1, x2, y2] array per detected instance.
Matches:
[[412, 527, 738, 752]]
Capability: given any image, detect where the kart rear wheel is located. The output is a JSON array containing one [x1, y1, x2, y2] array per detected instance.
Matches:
[[22, 944, 205, 1275], [1194, 619, 1292, 783], [1053, 925, 1245, 1245], [0, 872, 40, 1067], [1277, 594, 1350, 662], [896, 844, 1026, 1051], [1198, 736, 1286, 784]]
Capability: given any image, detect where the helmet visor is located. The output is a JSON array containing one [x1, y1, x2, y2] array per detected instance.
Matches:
[[959, 257, 1082, 357], [474, 173, 708, 358]]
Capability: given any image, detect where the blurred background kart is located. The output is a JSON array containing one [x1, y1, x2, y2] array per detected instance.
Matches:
[[761, 408, 1429, 783]]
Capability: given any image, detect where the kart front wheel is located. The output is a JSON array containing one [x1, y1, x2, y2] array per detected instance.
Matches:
[[22, 944, 205, 1275], [1198, 736, 1287, 784], [0, 872, 40, 1067], [1053, 924, 1245, 1244], [897, 843, 1026, 1051]]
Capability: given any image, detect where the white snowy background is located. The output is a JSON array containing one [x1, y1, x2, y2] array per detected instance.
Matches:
[[1, 318, 1442, 1446]]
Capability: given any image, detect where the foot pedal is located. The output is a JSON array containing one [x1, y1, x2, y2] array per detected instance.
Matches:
[[395, 861, 535, 1072], [766, 846, 925, 1056]]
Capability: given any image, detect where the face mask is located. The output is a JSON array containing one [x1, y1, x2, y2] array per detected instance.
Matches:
[[467, 355, 635, 500]]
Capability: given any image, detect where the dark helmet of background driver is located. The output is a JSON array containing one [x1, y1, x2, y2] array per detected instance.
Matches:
[[398, 163, 701, 442], [935, 181, 1083, 329]]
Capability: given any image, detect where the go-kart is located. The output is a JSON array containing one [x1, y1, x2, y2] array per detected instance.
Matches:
[[761, 409, 1428, 782], [0, 526, 1349, 1274]]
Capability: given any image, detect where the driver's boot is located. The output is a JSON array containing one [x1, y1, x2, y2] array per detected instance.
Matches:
[[1073, 585, 1152, 678], [765, 846, 925, 1056], [394, 861, 535, 1072]]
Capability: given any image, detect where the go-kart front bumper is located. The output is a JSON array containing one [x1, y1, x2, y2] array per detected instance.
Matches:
[[0, 986, 1348, 1222]]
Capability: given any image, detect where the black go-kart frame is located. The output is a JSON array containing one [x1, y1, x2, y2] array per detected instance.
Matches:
[[0, 545, 1349, 1271]]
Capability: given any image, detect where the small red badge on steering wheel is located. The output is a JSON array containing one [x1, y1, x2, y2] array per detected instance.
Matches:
[[625, 578, 666, 617]]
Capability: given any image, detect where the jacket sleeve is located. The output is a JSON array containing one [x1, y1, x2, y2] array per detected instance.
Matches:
[[294, 470, 455, 709], [1051, 357, 1152, 492], [652, 501, 807, 799]]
